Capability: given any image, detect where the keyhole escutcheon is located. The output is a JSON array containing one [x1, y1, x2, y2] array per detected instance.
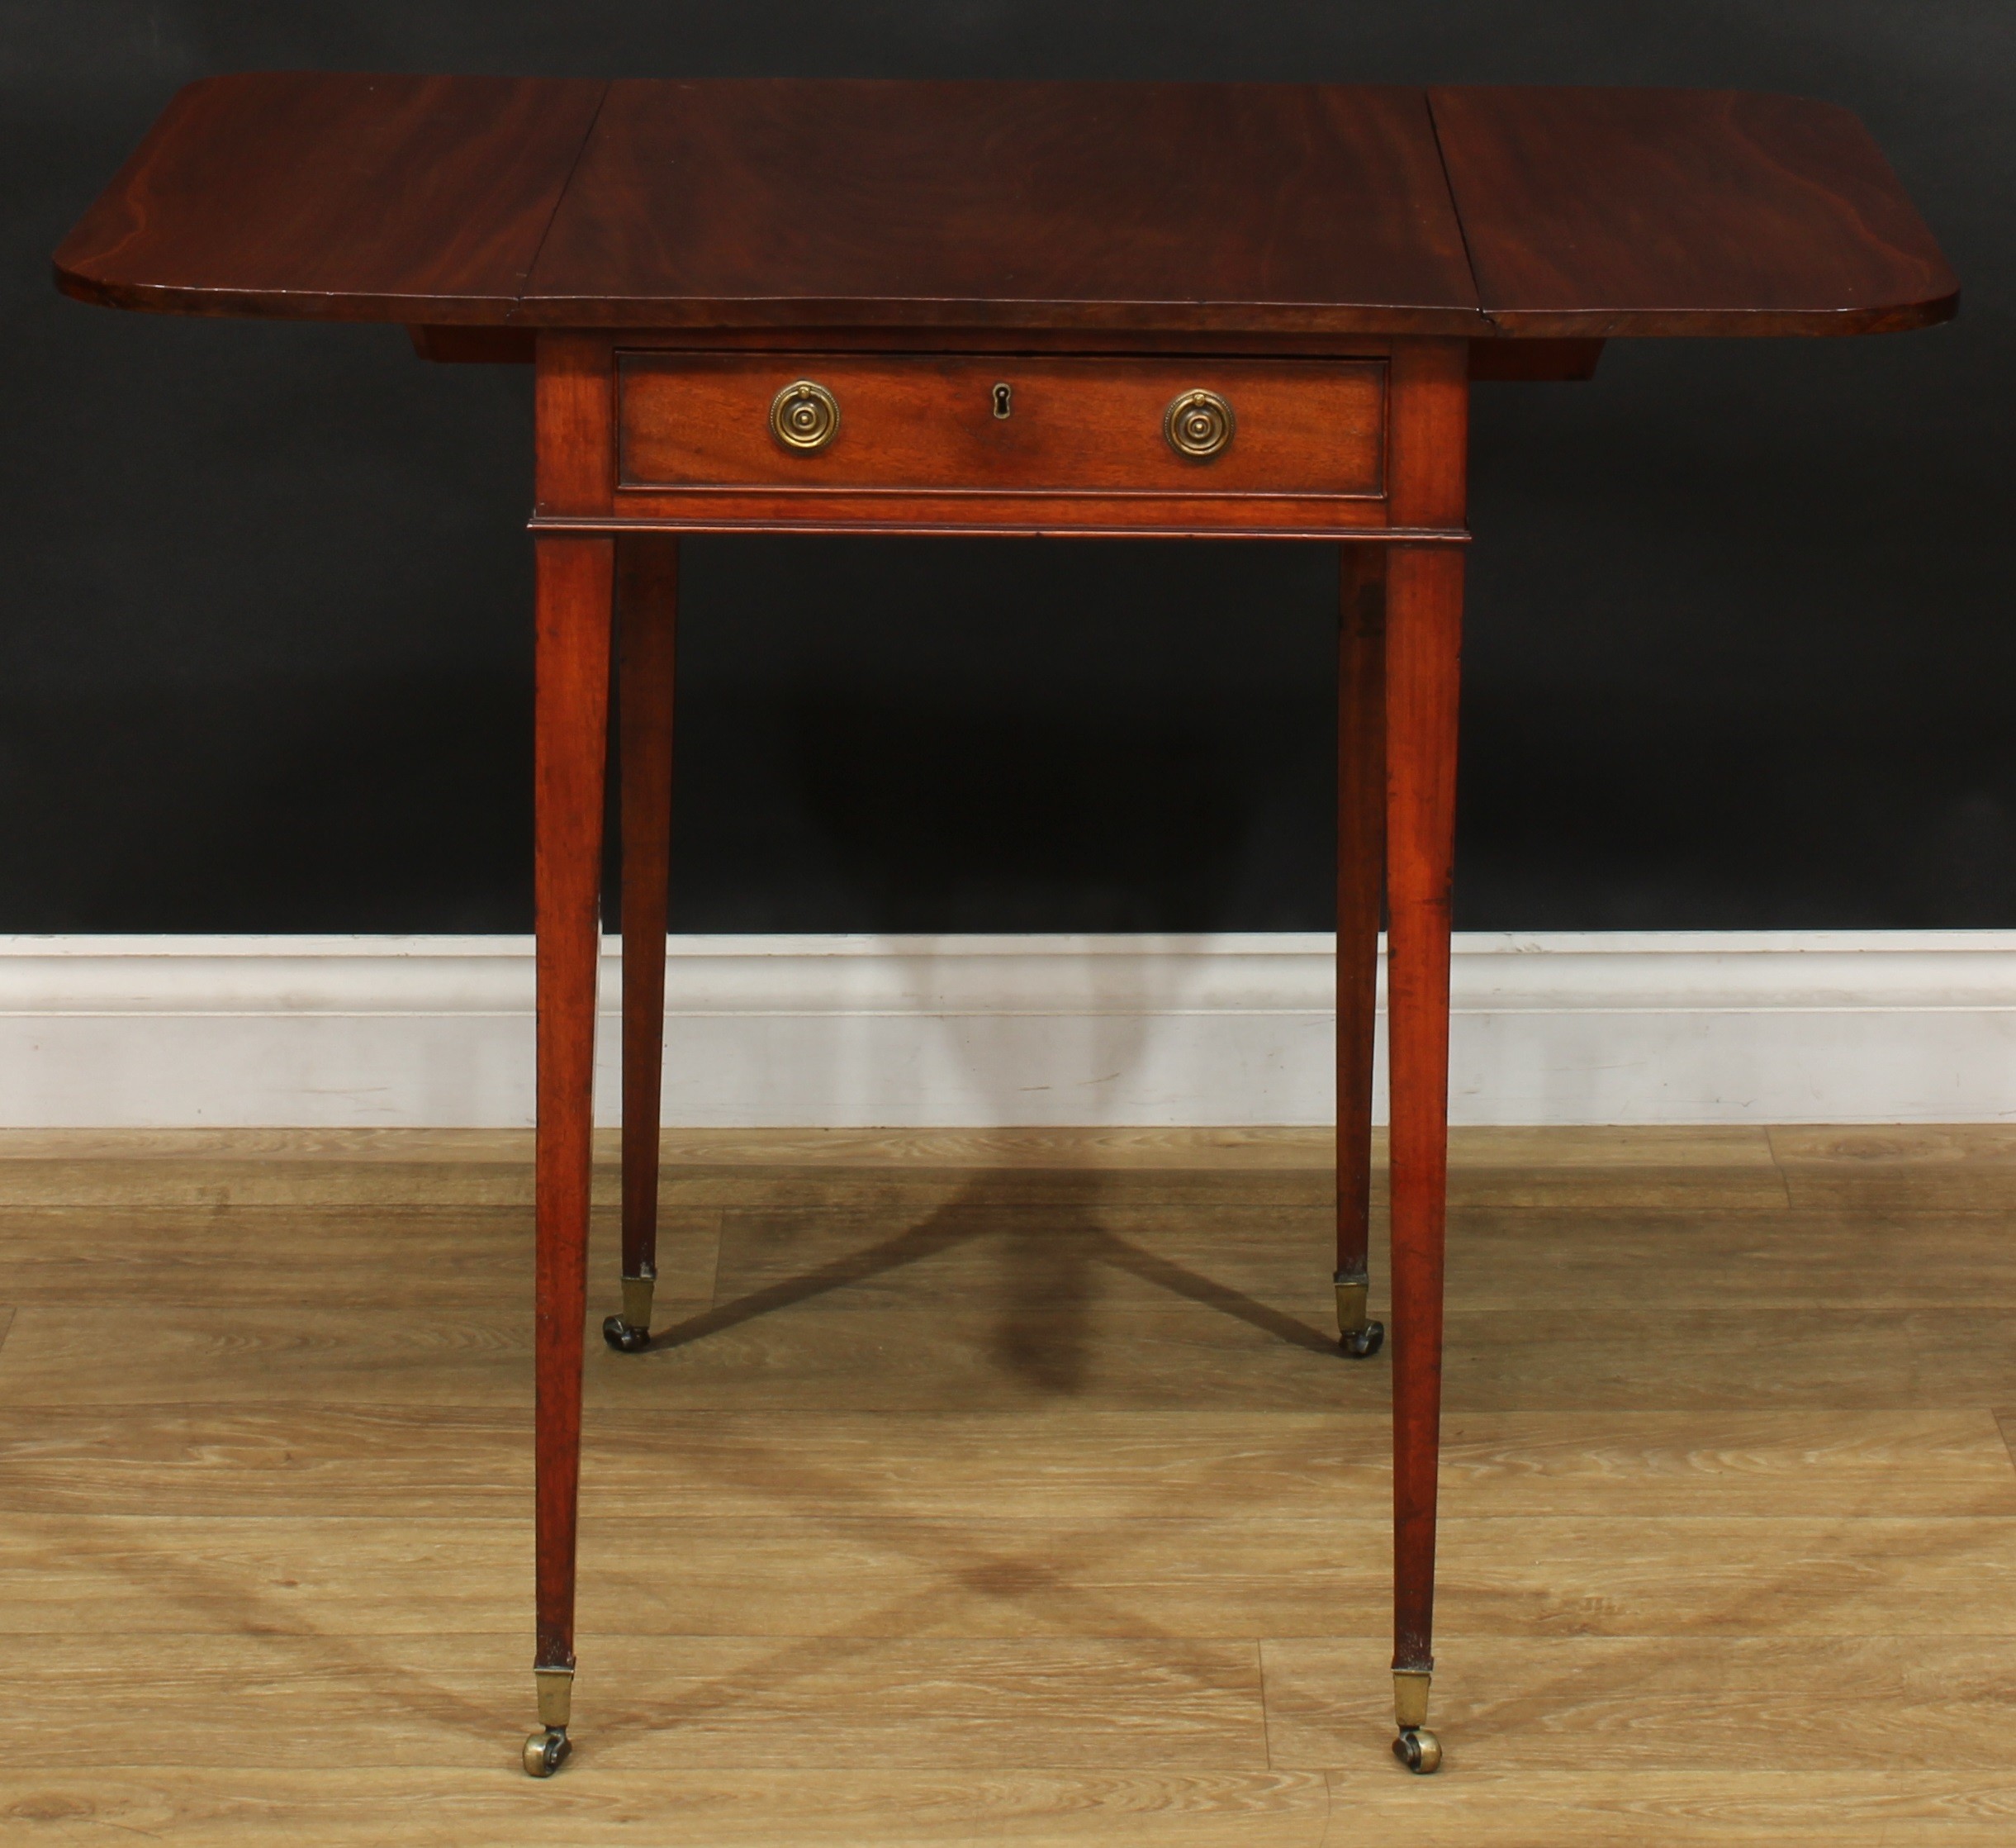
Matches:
[[992, 382, 1013, 419]]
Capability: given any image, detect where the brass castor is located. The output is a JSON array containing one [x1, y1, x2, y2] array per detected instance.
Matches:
[[1392, 1727, 1442, 1774], [1340, 1318, 1385, 1358], [523, 1727, 572, 1777], [602, 1314, 651, 1354]]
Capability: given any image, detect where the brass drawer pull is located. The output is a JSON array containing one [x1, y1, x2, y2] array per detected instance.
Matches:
[[771, 379, 840, 452], [1164, 388, 1234, 459]]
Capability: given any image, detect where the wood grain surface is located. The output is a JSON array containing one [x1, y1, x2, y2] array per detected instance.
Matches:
[[1430, 86, 1960, 336], [616, 354, 1387, 497], [615, 537, 679, 1304], [55, 77, 1956, 340], [530, 532, 613, 1675], [2, 1126, 2011, 1841], [53, 73, 605, 322], [1383, 538, 1465, 1678], [572, 334, 1436, 539], [1334, 546, 1385, 1291], [525, 81, 1478, 335]]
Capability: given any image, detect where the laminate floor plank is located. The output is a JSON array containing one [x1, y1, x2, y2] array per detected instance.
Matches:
[[7, 1294, 2014, 1413], [8, 1510, 2011, 1640], [4, 1406, 2006, 1519], [0, 1632, 1269, 1771], [1772, 1125, 2016, 1210], [5, 1198, 2004, 1318], [667, 1155, 1791, 1213], [0, 1123, 1793, 1209], [1302, 1770, 2016, 1846], [0, 1157, 539, 1210], [0, 1306, 544, 1408], [0, 1123, 1778, 1166], [1261, 1634, 2016, 1772], [6, 1765, 2013, 1846], [596, 1299, 2013, 1415], [0, 1406, 535, 1514], [705, 1202, 2016, 1310], [0, 1206, 722, 1307], [0, 1768, 1335, 1846], [0, 1159, 1800, 1212], [1439, 1306, 2016, 1411], [0, 1303, 1359, 1410], [2, 1126, 2009, 1845]]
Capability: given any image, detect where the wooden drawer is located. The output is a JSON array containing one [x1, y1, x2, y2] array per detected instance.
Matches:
[[616, 354, 1386, 501]]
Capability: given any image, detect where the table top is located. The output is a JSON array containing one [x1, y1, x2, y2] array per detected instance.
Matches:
[[54, 74, 1956, 340]]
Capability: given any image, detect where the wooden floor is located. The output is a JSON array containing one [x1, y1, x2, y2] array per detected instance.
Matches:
[[1, 1124, 2013, 1844]]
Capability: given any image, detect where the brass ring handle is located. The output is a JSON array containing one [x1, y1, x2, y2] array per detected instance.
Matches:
[[771, 379, 840, 452], [1164, 388, 1235, 460]]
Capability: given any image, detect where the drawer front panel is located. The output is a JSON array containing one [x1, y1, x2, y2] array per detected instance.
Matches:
[[617, 354, 1386, 499]]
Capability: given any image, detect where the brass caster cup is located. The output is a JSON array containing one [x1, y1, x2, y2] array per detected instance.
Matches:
[[1340, 1319, 1385, 1358], [602, 1315, 651, 1354], [1335, 1277, 1383, 1357], [1393, 1727, 1442, 1774], [524, 1727, 571, 1777]]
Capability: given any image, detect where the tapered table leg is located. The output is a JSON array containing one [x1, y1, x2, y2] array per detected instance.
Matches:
[[604, 535, 680, 1356], [1336, 544, 1387, 1360], [1383, 541, 1463, 1777], [527, 534, 614, 1779]]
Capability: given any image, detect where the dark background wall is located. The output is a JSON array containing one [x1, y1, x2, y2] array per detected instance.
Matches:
[[3, 2, 2008, 933]]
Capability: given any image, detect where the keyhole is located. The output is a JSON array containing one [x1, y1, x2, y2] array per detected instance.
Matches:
[[992, 382, 1013, 419]]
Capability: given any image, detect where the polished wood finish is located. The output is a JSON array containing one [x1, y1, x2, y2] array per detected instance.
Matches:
[[617, 539, 679, 1307], [51, 73, 1960, 1784], [527, 81, 1478, 336], [618, 354, 1387, 497], [547, 496, 1421, 544], [1384, 541, 1464, 1682], [1379, 341, 1468, 1684], [58, 77, 1955, 340], [1334, 549, 1385, 1300], [55, 74, 605, 322], [531, 535, 612, 1674], [1431, 87, 1959, 337], [607, 350, 1394, 535], [2, 1128, 2013, 1840], [534, 334, 615, 517], [1384, 341, 1470, 529], [532, 335, 1443, 540]]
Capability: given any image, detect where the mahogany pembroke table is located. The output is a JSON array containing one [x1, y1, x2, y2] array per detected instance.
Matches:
[[55, 75, 1955, 1778]]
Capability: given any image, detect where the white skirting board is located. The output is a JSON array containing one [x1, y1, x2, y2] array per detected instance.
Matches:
[[0, 931, 2011, 1128]]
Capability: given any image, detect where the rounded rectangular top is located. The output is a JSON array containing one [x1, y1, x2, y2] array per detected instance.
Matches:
[[54, 74, 1957, 340], [1430, 86, 1958, 336]]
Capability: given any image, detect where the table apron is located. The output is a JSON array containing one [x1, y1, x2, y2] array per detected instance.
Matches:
[[528, 513, 1470, 542]]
